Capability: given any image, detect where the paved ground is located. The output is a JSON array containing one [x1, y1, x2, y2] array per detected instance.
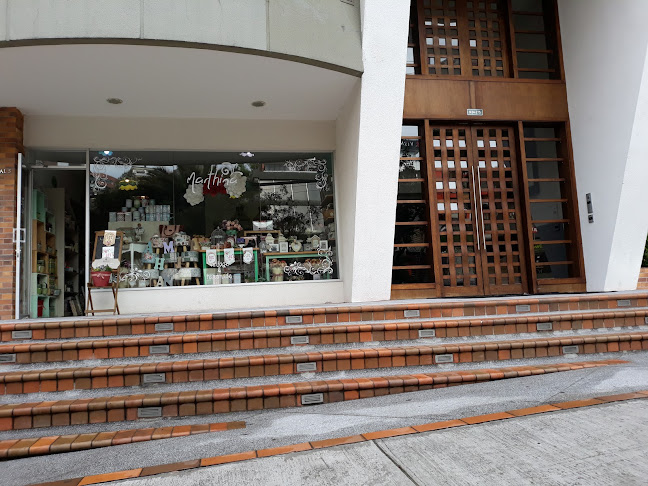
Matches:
[[7, 352, 648, 486], [110, 399, 648, 486]]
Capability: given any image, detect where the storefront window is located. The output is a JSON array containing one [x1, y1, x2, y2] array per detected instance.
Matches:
[[89, 151, 337, 287]]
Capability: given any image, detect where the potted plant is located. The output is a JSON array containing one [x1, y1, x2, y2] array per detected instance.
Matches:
[[91, 264, 113, 287]]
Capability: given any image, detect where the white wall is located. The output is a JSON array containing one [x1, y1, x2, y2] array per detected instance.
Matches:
[[334, 80, 362, 301], [25, 116, 335, 152], [334, 0, 410, 302], [1, 0, 362, 72], [559, 0, 648, 291], [91, 281, 345, 314]]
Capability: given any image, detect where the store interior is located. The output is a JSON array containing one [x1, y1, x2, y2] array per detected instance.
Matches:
[[20, 150, 338, 318]]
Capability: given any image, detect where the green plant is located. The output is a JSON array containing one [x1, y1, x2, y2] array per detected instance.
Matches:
[[91, 264, 112, 272]]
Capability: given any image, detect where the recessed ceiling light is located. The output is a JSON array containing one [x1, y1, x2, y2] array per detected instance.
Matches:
[[239, 152, 255, 157], [251, 100, 266, 107], [106, 98, 123, 105]]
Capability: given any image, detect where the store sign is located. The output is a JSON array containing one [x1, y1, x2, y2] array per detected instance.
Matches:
[[467, 109, 484, 116], [185, 163, 247, 204], [0, 167, 12, 175]]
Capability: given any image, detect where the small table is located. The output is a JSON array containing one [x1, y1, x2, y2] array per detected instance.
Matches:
[[86, 270, 120, 315]]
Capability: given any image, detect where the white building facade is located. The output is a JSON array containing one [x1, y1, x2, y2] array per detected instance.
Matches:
[[0, 0, 646, 319]]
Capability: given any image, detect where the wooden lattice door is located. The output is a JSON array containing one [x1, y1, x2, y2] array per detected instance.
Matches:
[[429, 125, 528, 296]]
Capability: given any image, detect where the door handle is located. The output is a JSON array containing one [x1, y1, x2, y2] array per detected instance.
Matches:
[[477, 169, 486, 249], [471, 167, 480, 251]]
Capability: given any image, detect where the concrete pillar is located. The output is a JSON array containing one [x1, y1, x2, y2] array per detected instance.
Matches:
[[0, 108, 22, 319], [559, 0, 648, 291], [336, 0, 410, 302]]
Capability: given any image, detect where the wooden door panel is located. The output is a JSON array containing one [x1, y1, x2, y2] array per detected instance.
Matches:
[[471, 126, 528, 295], [428, 126, 484, 297]]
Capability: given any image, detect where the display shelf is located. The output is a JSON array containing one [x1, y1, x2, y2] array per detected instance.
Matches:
[[201, 249, 259, 284], [264, 251, 331, 282]]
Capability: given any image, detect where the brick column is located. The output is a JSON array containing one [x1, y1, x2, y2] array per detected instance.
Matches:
[[0, 108, 24, 320]]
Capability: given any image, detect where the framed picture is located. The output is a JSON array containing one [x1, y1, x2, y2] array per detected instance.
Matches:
[[269, 243, 280, 252], [279, 241, 289, 253], [319, 240, 329, 250]]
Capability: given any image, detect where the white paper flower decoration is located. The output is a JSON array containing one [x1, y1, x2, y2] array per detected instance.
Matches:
[[184, 182, 204, 206], [226, 171, 247, 199]]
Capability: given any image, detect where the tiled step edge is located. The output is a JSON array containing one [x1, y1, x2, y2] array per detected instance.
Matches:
[[2, 312, 647, 365], [0, 420, 245, 460], [0, 333, 645, 394], [2, 292, 647, 339], [29, 389, 648, 486], [0, 360, 625, 430], [3, 308, 648, 347]]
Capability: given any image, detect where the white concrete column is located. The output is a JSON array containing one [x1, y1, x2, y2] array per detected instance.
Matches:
[[336, 0, 410, 302], [559, 0, 648, 291]]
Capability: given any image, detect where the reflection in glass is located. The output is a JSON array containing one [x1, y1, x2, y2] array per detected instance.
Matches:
[[89, 151, 337, 287]]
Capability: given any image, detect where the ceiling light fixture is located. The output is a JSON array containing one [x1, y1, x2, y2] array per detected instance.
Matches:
[[101, 150, 113, 156], [251, 100, 266, 107], [239, 152, 255, 157], [106, 98, 123, 105]]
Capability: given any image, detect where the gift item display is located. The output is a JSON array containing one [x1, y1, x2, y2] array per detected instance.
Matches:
[[90, 152, 338, 287]]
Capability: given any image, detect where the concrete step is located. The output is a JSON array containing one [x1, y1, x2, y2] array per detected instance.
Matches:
[[0, 360, 622, 431], [0, 331, 645, 396], [1, 291, 645, 341]]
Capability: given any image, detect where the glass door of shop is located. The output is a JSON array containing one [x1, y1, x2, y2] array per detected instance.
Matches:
[[20, 151, 88, 318], [429, 125, 528, 297]]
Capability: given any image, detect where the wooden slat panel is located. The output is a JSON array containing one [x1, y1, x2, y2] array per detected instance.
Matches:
[[473, 80, 568, 120], [404, 78, 568, 121], [404, 79, 471, 119]]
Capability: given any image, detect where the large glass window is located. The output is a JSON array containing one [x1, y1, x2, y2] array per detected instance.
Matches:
[[89, 151, 337, 287]]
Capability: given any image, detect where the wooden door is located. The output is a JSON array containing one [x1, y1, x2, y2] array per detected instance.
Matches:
[[428, 124, 528, 297], [471, 126, 528, 295]]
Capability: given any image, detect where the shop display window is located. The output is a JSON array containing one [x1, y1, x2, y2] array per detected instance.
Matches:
[[89, 151, 337, 287]]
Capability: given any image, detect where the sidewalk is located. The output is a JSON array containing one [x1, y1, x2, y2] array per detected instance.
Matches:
[[108, 398, 648, 486], [11, 352, 648, 486]]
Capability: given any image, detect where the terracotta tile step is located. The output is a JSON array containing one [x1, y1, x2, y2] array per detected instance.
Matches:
[[2, 292, 646, 341], [0, 360, 622, 430], [0, 420, 245, 460], [0, 332, 644, 395], [3, 307, 647, 348], [2, 310, 647, 366]]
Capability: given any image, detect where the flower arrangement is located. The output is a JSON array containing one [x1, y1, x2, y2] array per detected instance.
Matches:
[[221, 220, 243, 232]]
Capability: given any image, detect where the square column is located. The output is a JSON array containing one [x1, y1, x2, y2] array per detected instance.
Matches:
[[0, 107, 22, 319]]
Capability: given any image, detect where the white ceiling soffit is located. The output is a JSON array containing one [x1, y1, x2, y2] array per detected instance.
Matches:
[[0, 44, 358, 120]]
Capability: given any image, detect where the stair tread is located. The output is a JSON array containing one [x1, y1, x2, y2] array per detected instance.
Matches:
[[2, 290, 646, 329], [3, 306, 647, 346], [1, 327, 646, 374], [0, 359, 621, 410]]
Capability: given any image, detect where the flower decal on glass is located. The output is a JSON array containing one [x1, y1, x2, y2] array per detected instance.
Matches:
[[225, 171, 247, 199], [184, 182, 205, 206]]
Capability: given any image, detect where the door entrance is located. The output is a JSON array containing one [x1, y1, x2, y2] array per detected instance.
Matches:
[[430, 125, 527, 297]]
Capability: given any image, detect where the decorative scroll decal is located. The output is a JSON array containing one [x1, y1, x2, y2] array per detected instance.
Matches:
[[120, 270, 151, 283], [91, 156, 142, 192], [283, 248, 334, 277], [284, 158, 329, 189]]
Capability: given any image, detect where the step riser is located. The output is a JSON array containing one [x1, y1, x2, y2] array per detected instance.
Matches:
[[2, 294, 646, 340], [1, 335, 646, 395], [3, 314, 647, 365], [0, 362, 616, 431]]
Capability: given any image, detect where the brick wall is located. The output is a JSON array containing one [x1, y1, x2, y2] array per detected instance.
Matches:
[[638, 268, 648, 290], [0, 108, 23, 320]]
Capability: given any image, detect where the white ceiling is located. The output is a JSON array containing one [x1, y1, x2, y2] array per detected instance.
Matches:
[[0, 44, 359, 120]]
